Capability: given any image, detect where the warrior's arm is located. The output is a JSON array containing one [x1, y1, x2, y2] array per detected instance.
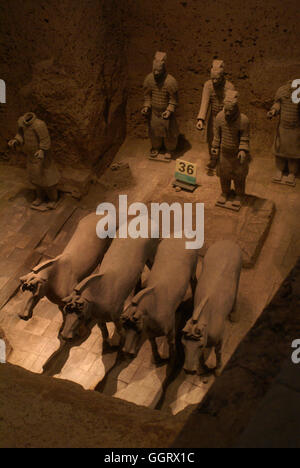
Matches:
[[166, 79, 179, 113], [197, 81, 211, 122], [35, 121, 51, 151], [270, 89, 281, 115], [143, 76, 152, 109], [239, 116, 250, 153], [14, 127, 24, 146], [211, 116, 221, 154], [8, 124, 23, 149]]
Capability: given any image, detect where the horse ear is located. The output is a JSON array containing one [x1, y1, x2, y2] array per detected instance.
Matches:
[[33, 282, 43, 297], [182, 323, 190, 335], [192, 297, 209, 322], [32, 255, 61, 274], [122, 301, 134, 317], [20, 272, 36, 284], [75, 274, 104, 294], [62, 295, 74, 304], [20, 275, 29, 283], [131, 287, 155, 306]]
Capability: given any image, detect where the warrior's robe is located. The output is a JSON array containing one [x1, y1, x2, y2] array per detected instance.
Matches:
[[14, 113, 60, 188], [212, 110, 250, 193], [271, 82, 300, 160], [143, 73, 179, 149], [198, 79, 235, 149]]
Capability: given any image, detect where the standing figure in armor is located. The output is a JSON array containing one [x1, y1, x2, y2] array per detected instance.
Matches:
[[212, 90, 251, 208], [142, 52, 179, 160], [196, 60, 235, 170], [8, 112, 60, 209], [268, 80, 300, 186]]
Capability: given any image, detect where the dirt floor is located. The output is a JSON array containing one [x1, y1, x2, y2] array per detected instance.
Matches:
[[0, 137, 299, 415], [0, 362, 186, 449]]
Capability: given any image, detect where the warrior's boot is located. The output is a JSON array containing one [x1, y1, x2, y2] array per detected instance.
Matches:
[[286, 159, 298, 186], [218, 193, 228, 204], [218, 176, 231, 204], [164, 136, 178, 160], [31, 187, 44, 207], [232, 195, 242, 208], [150, 148, 159, 158], [273, 156, 286, 182], [206, 155, 218, 170], [233, 178, 246, 208], [46, 186, 59, 209]]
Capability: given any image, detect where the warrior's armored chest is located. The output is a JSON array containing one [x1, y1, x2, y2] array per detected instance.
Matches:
[[220, 117, 243, 151], [211, 88, 226, 117], [280, 95, 300, 129], [151, 82, 170, 111], [23, 126, 40, 155]]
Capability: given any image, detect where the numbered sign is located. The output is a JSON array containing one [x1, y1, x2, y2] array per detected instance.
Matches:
[[175, 159, 197, 186]]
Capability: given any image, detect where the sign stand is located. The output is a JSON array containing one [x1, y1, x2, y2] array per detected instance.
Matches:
[[172, 159, 198, 192], [215, 190, 241, 212], [272, 176, 296, 187], [149, 153, 172, 163]]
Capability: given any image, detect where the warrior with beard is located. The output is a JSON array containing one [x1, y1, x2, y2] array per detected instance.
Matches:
[[142, 52, 179, 160], [197, 60, 235, 170], [211, 90, 251, 208]]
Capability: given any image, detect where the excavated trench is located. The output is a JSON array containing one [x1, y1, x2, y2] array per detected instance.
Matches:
[[0, 0, 300, 447]]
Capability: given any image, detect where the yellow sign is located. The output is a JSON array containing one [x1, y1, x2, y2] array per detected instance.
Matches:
[[175, 159, 197, 185]]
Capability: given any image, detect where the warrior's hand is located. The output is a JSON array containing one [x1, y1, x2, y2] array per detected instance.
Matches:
[[8, 139, 18, 150], [238, 150, 247, 164], [34, 149, 44, 160], [267, 109, 277, 120], [162, 110, 171, 120], [196, 119, 205, 131], [141, 106, 151, 116], [211, 147, 219, 157]]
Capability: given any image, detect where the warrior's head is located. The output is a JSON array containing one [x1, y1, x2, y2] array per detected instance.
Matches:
[[153, 51, 167, 81], [224, 90, 240, 122], [211, 60, 225, 88]]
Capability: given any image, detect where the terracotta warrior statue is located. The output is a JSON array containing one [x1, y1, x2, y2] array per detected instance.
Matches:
[[142, 51, 179, 159], [211, 90, 250, 208], [197, 60, 235, 170], [8, 112, 60, 209], [268, 80, 300, 186]]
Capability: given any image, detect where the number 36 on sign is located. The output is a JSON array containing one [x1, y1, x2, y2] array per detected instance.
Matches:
[[175, 159, 197, 186]]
